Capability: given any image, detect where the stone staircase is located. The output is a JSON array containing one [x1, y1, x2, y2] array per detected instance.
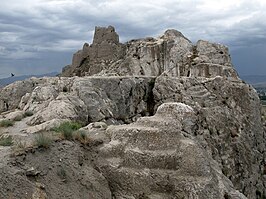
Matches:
[[97, 103, 244, 198]]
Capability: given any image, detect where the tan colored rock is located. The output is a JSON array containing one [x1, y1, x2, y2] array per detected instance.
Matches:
[[3, 110, 24, 121], [27, 93, 88, 126], [25, 119, 69, 134]]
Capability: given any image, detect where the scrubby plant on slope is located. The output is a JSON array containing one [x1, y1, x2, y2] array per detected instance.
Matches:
[[53, 121, 82, 140], [74, 130, 90, 145], [23, 111, 34, 117], [0, 120, 14, 127], [0, 135, 13, 146], [34, 133, 52, 148]]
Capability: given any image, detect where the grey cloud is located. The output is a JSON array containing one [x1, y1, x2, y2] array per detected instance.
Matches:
[[0, 0, 266, 78]]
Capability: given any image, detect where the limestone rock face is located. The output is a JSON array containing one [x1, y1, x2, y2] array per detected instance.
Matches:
[[0, 76, 155, 133], [0, 77, 48, 113], [61, 27, 238, 79]]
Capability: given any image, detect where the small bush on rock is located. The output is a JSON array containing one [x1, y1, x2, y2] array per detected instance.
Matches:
[[0, 120, 14, 127], [74, 130, 90, 144], [0, 135, 13, 146], [53, 121, 82, 140], [13, 115, 23, 121], [24, 111, 34, 117]]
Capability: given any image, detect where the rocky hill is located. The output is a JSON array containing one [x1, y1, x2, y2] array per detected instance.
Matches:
[[62, 26, 238, 79], [0, 26, 265, 199]]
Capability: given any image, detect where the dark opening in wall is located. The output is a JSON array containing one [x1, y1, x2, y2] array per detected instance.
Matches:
[[146, 79, 156, 116]]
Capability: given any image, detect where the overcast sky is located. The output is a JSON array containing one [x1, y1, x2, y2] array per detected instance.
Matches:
[[0, 0, 266, 78]]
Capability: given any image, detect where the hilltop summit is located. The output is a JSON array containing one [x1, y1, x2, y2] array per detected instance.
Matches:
[[62, 26, 238, 79]]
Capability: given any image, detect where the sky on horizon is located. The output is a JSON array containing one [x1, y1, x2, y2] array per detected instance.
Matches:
[[0, 0, 266, 78]]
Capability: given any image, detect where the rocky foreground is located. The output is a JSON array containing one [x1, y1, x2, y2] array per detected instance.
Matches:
[[0, 26, 265, 199]]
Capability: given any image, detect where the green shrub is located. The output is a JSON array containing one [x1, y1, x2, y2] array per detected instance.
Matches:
[[13, 115, 23, 121], [0, 120, 14, 127], [24, 111, 34, 117], [0, 135, 13, 146], [74, 130, 90, 144], [35, 133, 52, 148], [53, 121, 82, 140]]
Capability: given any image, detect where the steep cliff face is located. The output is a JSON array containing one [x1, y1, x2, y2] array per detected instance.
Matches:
[[61, 26, 238, 79], [0, 26, 265, 199]]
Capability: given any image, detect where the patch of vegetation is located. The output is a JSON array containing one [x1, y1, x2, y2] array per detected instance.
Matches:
[[24, 111, 34, 117], [53, 121, 82, 140], [0, 135, 13, 146], [13, 115, 23, 121], [74, 130, 90, 144], [0, 120, 14, 127], [34, 133, 52, 148]]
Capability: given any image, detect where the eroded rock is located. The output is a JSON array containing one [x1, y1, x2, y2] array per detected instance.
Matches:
[[153, 76, 265, 198], [61, 26, 238, 80], [98, 103, 247, 198]]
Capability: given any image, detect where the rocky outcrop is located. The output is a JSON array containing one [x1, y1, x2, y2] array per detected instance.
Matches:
[[0, 76, 155, 132], [62, 26, 125, 77], [0, 27, 265, 199], [153, 76, 265, 198], [61, 26, 238, 79], [0, 78, 48, 112], [97, 102, 246, 198]]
